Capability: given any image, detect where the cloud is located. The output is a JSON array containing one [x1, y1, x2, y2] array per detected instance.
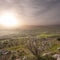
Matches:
[[0, 0, 60, 25]]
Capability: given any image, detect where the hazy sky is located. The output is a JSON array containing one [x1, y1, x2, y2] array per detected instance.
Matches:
[[0, 0, 60, 25]]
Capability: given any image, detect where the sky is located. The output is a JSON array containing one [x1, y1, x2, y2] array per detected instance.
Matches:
[[0, 0, 60, 25]]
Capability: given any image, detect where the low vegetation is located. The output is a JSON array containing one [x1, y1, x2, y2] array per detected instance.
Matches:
[[0, 27, 60, 60]]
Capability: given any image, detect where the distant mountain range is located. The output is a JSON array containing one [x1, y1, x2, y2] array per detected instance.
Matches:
[[0, 24, 60, 30]]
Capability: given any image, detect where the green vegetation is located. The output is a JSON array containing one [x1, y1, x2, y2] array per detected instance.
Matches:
[[0, 27, 60, 60]]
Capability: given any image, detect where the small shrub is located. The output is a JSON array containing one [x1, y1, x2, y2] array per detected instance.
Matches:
[[57, 38, 60, 41]]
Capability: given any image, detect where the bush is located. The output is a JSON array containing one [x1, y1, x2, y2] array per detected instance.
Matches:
[[42, 56, 56, 60], [57, 38, 60, 41]]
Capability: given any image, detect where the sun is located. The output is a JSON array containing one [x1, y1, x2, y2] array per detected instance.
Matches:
[[0, 12, 19, 28]]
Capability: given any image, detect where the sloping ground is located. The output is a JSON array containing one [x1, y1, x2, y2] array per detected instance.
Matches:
[[0, 54, 11, 60]]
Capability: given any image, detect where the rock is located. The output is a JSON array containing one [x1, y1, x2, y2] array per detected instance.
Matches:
[[57, 55, 60, 60], [23, 56, 27, 60], [16, 58, 21, 60], [52, 54, 59, 58], [52, 54, 60, 60], [42, 52, 52, 56], [57, 57, 60, 60], [57, 47, 60, 50]]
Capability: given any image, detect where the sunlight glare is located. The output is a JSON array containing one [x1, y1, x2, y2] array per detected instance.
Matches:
[[0, 12, 19, 28]]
